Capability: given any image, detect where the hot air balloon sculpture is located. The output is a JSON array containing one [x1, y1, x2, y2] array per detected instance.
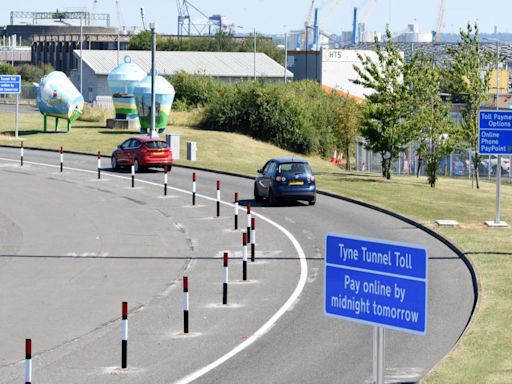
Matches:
[[36, 71, 84, 132], [107, 56, 146, 129], [134, 74, 175, 134]]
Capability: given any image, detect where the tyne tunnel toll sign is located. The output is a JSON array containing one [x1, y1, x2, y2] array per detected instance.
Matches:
[[325, 234, 428, 335], [479, 110, 512, 155], [0, 75, 21, 94]]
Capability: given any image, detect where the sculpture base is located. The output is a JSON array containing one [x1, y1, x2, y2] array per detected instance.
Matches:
[[106, 118, 141, 130]]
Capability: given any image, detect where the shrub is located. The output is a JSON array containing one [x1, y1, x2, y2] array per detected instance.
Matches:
[[201, 80, 338, 155], [78, 104, 114, 122]]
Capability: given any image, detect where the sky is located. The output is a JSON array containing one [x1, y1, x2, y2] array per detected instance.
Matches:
[[3, 0, 511, 36]]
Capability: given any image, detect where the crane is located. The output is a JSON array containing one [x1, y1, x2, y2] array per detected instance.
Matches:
[[360, 0, 378, 24], [358, 0, 378, 36], [320, 0, 343, 32], [91, 0, 98, 26], [434, 0, 445, 42], [301, 0, 316, 49], [140, 7, 146, 30], [114, 0, 125, 31]]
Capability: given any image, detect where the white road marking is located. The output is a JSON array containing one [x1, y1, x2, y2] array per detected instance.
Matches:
[[0, 157, 308, 383]]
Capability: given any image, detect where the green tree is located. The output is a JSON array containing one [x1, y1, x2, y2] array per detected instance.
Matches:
[[128, 30, 284, 63], [408, 54, 459, 187], [446, 23, 495, 189], [17, 64, 47, 83], [0, 63, 17, 75], [352, 29, 418, 179], [331, 95, 362, 170]]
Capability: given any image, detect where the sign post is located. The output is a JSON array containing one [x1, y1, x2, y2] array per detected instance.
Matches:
[[0, 75, 21, 138], [325, 234, 428, 383], [478, 110, 512, 227]]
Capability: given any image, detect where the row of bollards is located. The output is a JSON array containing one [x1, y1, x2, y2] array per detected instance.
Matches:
[[17, 144, 261, 375]]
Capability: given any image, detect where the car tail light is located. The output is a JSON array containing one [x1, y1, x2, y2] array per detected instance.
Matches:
[[308, 175, 315, 183], [275, 175, 286, 183], [140, 146, 148, 153]]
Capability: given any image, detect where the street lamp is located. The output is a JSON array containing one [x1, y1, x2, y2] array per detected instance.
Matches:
[[253, 27, 256, 81], [149, 22, 157, 138], [79, 12, 83, 95]]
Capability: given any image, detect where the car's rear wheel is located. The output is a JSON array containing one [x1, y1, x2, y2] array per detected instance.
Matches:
[[309, 197, 316, 206], [268, 188, 277, 206], [111, 155, 119, 169], [254, 183, 262, 202]]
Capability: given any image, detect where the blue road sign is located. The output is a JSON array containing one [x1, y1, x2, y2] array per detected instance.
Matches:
[[479, 110, 512, 155], [325, 234, 428, 335], [0, 75, 21, 94]]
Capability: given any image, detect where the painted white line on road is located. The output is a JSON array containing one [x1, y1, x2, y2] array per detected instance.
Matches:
[[0, 156, 308, 382]]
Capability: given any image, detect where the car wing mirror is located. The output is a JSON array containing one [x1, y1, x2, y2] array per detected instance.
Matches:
[[257, 169, 263, 174]]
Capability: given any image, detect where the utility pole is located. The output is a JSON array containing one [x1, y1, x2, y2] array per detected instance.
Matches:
[[149, 22, 157, 138], [80, 14, 83, 95], [284, 31, 288, 82], [253, 27, 256, 81]]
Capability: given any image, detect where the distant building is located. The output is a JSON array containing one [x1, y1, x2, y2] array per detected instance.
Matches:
[[31, 32, 130, 75], [287, 48, 378, 99], [71, 50, 293, 102], [393, 23, 432, 43]]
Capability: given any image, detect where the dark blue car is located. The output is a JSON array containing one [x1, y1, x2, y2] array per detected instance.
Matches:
[[254, 158, 316, 206]]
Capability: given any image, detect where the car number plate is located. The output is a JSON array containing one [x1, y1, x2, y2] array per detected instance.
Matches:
[[289, 180, 304, 186], [152, 151, 164, 155]]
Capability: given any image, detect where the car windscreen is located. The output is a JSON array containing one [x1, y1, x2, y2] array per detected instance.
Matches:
[[144, 141, 168, 149], [278, 162, 311, 174]]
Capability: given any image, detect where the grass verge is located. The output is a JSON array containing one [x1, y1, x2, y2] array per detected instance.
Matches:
[[0, 110, 510, 383]]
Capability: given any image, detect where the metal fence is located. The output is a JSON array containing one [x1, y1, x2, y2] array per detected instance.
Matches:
[[0, 85, 37, 102], [354, 139, 512, 181]]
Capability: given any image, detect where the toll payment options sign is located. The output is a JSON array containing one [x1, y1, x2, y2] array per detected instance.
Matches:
[[479, 110, 512, 155], [325, 234, 428, 334]]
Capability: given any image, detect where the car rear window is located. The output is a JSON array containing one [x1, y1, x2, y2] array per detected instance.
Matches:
[[278, 162, 311, 174], [144, 141, 168, 149]]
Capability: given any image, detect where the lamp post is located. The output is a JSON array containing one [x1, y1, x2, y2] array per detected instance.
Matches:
[[283, 26, 288, 82], [494, 39, 501, 224], [79, 13, 83, 95], [149, 22, 157, 138], [253, 27, 256, 81], [284, 32, 288, 82]]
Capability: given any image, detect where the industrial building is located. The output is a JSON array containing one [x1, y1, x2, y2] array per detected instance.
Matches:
[[71, 50, 293, 102], [288, 48, 378, 99], [0, 9, 129, 74], [32, 33, 130, 74]]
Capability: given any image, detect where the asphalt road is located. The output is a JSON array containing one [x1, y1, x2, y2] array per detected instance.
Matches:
[[0, 147, 475, 384], [0, 103, 38, 114]]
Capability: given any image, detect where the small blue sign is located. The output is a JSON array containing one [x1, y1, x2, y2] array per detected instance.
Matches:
[[0, 75, 21, 94], [325, 234, 428, 335], [479, 110, 512, 155]]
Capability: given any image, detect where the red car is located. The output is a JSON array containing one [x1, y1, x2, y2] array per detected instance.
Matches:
[[111, 137, 173, 172]]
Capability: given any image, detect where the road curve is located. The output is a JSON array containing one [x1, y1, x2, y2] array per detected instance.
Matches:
[[0, 147, 475, 384]]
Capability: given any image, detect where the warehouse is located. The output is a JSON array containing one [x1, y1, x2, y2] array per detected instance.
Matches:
[[71, 50, 293, 102]]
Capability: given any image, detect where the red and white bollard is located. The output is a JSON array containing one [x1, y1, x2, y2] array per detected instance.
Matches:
[[164, 165, 168, 196], [97, 151, 101, 179], [20, 141, 24, 166], [242, 232, 248, 281], [121, 302, 128, 369], [234, 192, 239, 230], [130, 160, 135, 188], [60, 146, 64, 172], [25, 338, 32, 384], [192, 173, 196, 206], [246, 203, 252, 246], [251, 217, 256, 262], [223, 252, 228, 305], [216, 180, 221, 217], [183, 276, 189, 334]]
